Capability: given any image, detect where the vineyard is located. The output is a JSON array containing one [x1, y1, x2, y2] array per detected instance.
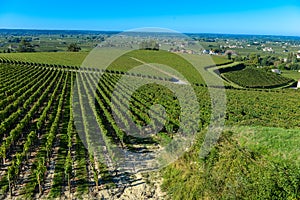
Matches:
[[0, 63, 95, 199], [0, 51, 300, 199], [220, 65, 295, 88], [0, 52, 212, 199], [0, 52, 88, 66]]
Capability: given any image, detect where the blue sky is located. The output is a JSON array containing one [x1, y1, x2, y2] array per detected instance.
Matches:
[[0, 0, 300, 36]]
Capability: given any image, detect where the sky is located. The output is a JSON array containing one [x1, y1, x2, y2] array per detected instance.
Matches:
[[0, 0, 300, 36]]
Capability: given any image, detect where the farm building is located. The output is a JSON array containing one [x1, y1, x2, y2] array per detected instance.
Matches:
[[202, 49, 210, 54], [271, 69, 281, 74]]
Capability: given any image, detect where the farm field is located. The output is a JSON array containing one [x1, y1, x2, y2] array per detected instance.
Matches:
[[1, 0, 300, 199], [107, 50, 209, 84], [0, 52, 88, 66], [0, 62, 174, 199], [220, 65, 294, 88], [0, 50, 300, 199], [281, 70, 300, 81], [0, 51, 230, 68]]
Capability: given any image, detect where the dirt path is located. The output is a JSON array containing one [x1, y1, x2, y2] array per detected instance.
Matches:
[[130, 57, 188, 85], [92, 171, 165, 200], [205, 62, 244, 88]]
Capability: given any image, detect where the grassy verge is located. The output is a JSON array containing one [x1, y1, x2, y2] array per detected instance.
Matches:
[[161, 127, 300, 199], [232, 126, 300, 162]]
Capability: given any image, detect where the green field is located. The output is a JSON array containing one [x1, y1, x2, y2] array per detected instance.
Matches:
[[161, 85, 300, 199], [235, 126, 300, 162], [0, 52, 88, 66], [221, 66, 294, 88], [0, 50, 300, 199], [210, 55, 233, 65], [0, 50, 231, 69], [281, 70, 300, 81], [108, 50, 210, 84]]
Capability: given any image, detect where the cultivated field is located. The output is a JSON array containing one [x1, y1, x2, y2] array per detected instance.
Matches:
[[0, 50, 300, 199]]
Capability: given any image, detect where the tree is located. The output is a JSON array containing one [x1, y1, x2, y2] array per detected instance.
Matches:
[[139, 40, 159, 51], [234, 56, 244, 62], [17, 39, 35, 52], [248, 53, 261, 66], [67, 43, 81, 52], [277, 63, 286, 70], [292, 54, 298, 64], [227, 52, 232, 60], [225, 50, 234, 60]]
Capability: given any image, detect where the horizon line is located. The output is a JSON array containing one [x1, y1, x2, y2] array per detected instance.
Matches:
[[0, 27, 300, 38]]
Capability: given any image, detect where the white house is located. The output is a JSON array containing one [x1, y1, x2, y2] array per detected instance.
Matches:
[[263, 47, 274, 52], [202, 49, 209, 54], [297, 50, 300, 59], [271, 69, 281, 74]]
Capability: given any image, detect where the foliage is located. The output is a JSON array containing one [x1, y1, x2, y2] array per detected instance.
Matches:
[[281, 70, 300, 80], [17, 39, 35, 52], [67, 43, 81, 52], [0, 52, 87, 66], [162, 131, 300, 200], [108, 50, 205, 84], [0, 53, 299, 199], [225, 88, 300, 128], [221, 66, 293, 88], [211, 55, 233, 65], [139, 40, 159, 50]]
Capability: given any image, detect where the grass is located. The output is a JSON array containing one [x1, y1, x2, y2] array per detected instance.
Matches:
[[161, 127, 300, 199], [210, 55, 233, 65], [232, 126, 300, 162], [160, 84, 300, 199], [107, 50, 207, 84], [0, 51, 232, 87], [0, 50, 299, 199]]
